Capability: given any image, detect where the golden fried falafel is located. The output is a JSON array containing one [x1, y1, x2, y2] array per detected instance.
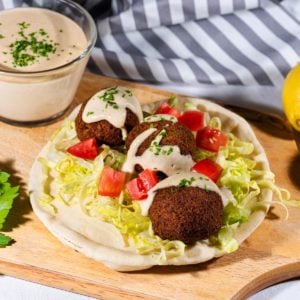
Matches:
[[75, 100, 139, 146], [149, 186, 223, 244], [125, 121, 197, 160]]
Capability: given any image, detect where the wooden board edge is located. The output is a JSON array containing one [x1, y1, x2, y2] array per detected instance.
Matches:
[[0, 260, 159, 300], [233, 262, 300, 299]]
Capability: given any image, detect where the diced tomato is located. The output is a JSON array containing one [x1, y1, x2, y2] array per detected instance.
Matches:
[[155, 103, 181, 119], [138, 169, 158, 191], [126, 178, 147, 200], [67, 138, 99, 159], [192, 159, 223, 182], [178, 110, 205, 131], [126, 169, 159, 200], [196, 127, 228, 152], [98, 167, 126, 197]]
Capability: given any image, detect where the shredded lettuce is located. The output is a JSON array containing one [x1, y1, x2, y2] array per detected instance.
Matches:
[[38, 118, 185, 263], [103, 146, 126, 170], [183, 102, 198, 111], [208, 116, 222, 130], [38, 108, 294, 261], [167, 95, 177, 107]]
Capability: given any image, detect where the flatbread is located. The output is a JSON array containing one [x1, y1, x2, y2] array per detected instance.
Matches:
[[29, 97, 272, 271]]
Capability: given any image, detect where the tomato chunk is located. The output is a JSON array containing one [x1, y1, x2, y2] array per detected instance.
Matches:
[[126, 178, 147, 200], [126, 169, 159, 200], [192, 159, 223, 182], [178, 110, 205, 131], [67, 138, 99, 159], [196, 127, 228, 152], [155, 103, 181, 119], [98, 167, 126, 197], [139, 169, 158, 191]]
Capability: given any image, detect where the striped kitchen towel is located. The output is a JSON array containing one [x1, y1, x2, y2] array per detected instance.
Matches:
[[89, 0, 295, 86], [1, 0, 299, 116]]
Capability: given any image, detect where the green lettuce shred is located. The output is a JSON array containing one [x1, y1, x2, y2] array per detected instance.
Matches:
[[38, 119, 185, 263], [38, 109, 295, 261]]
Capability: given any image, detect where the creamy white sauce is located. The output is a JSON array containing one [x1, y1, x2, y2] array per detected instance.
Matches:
[[139, 172, 228, 216], [82, 87, 143, 129], [122, 127, 195, 176], [143, 114, 177, 123], [0, 7, 89, 122], [0, 8, 87, 71]]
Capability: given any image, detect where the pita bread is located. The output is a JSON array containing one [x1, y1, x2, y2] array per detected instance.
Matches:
[[29, 97, 272, 271]]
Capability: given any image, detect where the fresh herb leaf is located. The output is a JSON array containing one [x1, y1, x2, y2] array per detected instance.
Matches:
[[0, 171, 19, 246], [0, 233, 12, 247]]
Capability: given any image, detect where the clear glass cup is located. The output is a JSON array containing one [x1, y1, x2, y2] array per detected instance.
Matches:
[[0, 0, 97, 126]]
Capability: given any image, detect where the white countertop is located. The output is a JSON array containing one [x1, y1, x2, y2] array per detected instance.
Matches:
[[1, 275, 300, 299]]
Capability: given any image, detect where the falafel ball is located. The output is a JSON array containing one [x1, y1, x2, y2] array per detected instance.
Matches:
[[149, 186, 223, 244], [75, 100, 139, 146], [125, 120, 198, 160]]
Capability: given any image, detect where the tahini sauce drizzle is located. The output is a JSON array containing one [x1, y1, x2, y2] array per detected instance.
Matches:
[[122, 128, 195, 176], [139, 172, 228, 216], [82, 87, 143, 130]]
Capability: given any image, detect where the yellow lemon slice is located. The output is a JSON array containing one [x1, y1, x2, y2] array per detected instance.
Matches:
[[282, 63, 300, 131]]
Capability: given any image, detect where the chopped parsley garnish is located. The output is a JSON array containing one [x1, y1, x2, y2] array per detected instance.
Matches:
[[0, 34, 4, 39], [178, 177, 196, 188], [163, 147, 173, 155], [149, 141, 161, 155], [86, 111, 94, 116], [98, 87, 119, 109], [18, 21, 30, 29], [122, 89, 133, 97], [159, 130, 167, 137], [149, 130, 174, 156], [9, 22, 57, 67], [39, 28, 47, 36]]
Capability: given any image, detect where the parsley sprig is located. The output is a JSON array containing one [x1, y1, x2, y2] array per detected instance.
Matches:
[[0, 171, 19, 247]]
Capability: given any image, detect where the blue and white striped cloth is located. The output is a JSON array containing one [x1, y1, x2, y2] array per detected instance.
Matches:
[[1, 0, 300, 116]]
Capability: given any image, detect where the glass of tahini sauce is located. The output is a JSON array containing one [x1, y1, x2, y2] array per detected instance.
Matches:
[[0, 0, 96, 125]]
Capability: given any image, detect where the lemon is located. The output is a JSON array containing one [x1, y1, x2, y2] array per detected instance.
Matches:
[[282, 63, 300, 131]]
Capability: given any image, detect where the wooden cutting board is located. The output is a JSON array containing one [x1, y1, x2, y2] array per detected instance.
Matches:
[[1, 72, 300, 300]]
